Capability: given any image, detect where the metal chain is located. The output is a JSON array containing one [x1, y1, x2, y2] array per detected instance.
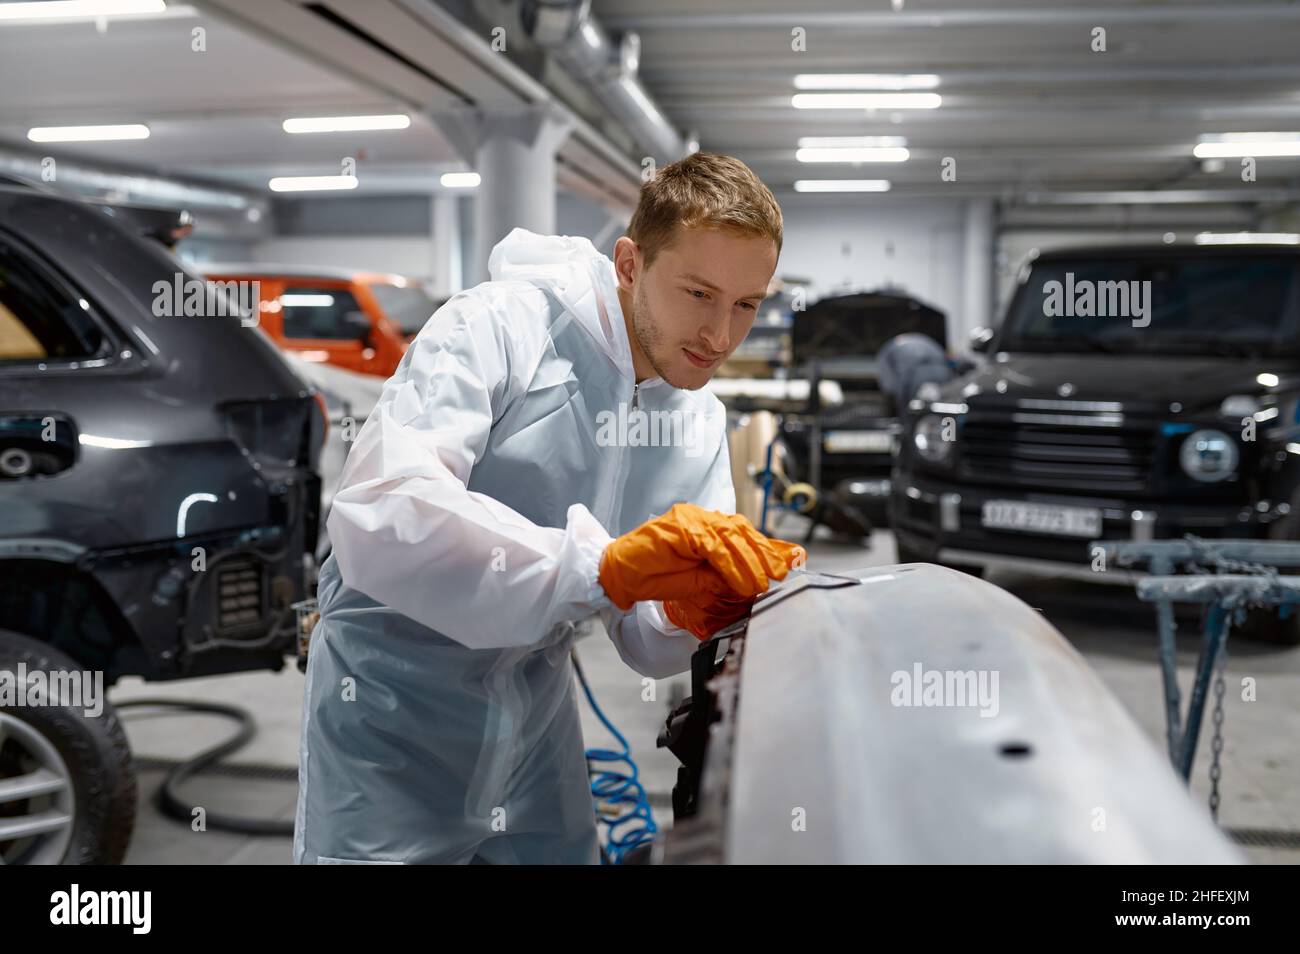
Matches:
[[1208, 638, 1227, 821], [1183, 537, 1238, 822], [1184, 534, 1283, 605]]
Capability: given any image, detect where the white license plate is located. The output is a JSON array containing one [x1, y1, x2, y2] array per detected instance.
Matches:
[[824, 430, 893, 454], [980, 500, 1101, 538]]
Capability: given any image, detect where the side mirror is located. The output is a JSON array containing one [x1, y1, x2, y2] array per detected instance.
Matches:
[[969, 326, 996, 354]]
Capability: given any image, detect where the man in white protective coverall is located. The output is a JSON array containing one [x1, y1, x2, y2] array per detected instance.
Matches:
[[294, 152, 803, 864]]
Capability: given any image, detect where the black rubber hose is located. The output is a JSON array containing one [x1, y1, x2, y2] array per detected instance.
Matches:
[[116, 699, 293, 836]]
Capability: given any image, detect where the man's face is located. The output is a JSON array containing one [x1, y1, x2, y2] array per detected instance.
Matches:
[[615, 227, 777, 390]]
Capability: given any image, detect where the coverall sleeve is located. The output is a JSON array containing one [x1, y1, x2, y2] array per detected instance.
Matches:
[[601, 414, 738, 679], [326, 293, 615, 650]]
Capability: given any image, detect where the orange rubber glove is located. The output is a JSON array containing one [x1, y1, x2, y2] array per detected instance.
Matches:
[[663, 537, 805, 639], [663, 591, 755, 640], [598, 503, 802, 612]]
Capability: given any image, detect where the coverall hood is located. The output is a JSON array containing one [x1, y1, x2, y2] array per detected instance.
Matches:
[[488, 227, 653, 386]]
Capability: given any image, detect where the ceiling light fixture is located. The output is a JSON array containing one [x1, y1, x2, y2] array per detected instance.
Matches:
[[1193, 133, 1300, 158], [0, 0, 166, 21], [439, 172, 481, 189], [793, 179, 892, 193], [794, 74, 940, 90], [268, 175, 359, 192], [282, 114, 412, 134], [792, 92, 942, 110], [28, 124, 150, 142]]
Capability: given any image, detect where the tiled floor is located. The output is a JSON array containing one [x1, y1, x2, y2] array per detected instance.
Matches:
[[111, 522, 1300, 864]]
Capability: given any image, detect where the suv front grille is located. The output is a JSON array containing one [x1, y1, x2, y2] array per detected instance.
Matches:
[[960, 403, 1157, 494]]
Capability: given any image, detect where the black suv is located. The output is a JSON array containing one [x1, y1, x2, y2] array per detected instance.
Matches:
[[0, 185, 324, 862], [891, 243, 1300, 643]]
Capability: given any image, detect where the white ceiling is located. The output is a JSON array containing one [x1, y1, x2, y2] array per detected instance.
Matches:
[[0, 4, 463, 194], [595, 0, 1300, 202], [0, 0, 1298, 210]]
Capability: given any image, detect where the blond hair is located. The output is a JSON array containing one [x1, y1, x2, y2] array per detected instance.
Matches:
[[627, 152, 783, 266]]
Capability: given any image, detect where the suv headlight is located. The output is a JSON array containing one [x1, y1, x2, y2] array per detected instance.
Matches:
[[1179, 428, 1238, 483], [913, 413, 954, 464]]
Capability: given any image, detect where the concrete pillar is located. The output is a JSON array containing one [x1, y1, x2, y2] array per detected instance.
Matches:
[[429, 105, 574, 286], [961, 198, 996, 351], [431, 193, 462, 296], [475, 110, 574, 285]]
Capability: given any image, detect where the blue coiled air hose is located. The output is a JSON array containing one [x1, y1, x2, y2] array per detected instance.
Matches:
[[571, 651, 658, 864]]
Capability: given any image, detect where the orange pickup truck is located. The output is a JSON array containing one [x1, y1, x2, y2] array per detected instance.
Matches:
[[203, 265, 444, 377]]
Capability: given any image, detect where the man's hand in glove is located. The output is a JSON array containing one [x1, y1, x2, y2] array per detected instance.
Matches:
[[598, 503, 804, 612], [663, 590, 755, 640], [663, 537, 804, 639]]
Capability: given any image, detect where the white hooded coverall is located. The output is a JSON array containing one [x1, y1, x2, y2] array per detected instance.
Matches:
[[293, 229, 736, 864]]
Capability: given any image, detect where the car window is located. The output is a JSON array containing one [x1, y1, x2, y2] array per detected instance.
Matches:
[[280, 286, 364, 340], [1001, 255, 1300, 357], [368, 282, 443, 335], [0, 240, 105, 362]]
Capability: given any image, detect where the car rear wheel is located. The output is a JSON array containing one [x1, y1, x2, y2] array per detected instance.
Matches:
[[0, 629, 136, 864]]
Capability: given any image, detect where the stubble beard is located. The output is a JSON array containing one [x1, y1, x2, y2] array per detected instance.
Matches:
[[631, 281, 700, 390]]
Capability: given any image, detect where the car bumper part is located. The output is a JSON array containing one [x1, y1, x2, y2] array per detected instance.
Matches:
[[891, 472, 1283, 574], [661, 564, 1240, 863]]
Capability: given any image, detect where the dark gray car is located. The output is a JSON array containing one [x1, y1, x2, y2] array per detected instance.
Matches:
[[0, 185, 324, 863]]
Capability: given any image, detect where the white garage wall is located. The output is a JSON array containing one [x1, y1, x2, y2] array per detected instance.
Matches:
[[776, 199, 967, 344], [178, 237, 257, 270], [231, 191, 620, 293], [249, 236, 437, 283]]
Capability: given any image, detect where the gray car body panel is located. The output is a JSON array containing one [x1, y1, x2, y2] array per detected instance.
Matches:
[[668, 563, 1240, 863]]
